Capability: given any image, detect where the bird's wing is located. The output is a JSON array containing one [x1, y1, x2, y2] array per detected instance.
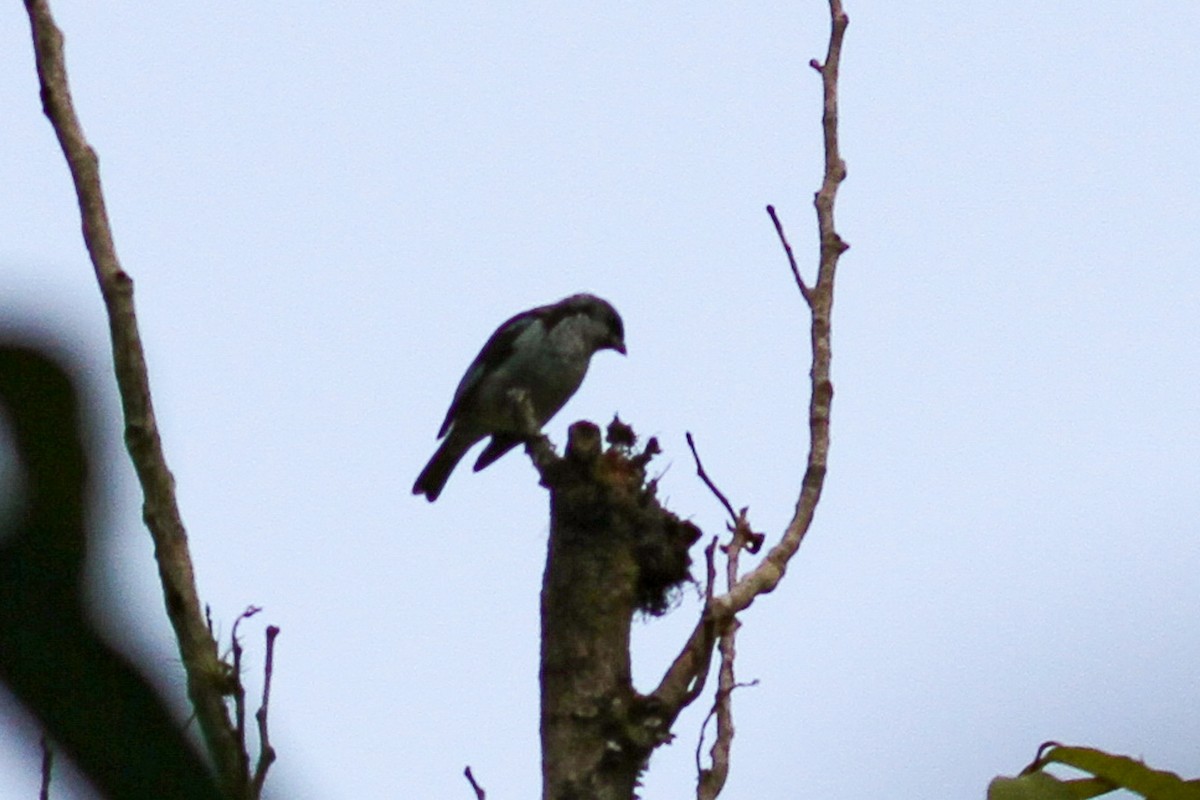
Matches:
[[437, 307, 543, 438]]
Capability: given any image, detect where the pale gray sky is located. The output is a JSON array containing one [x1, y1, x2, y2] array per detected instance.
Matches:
[[2, 3, 1198, 798]]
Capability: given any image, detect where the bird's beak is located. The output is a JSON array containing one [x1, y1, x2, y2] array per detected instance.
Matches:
[[613, 340, 627, 356]]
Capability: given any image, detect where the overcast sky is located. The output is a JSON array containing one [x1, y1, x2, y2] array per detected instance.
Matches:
[[2, 3, 1198, 798]]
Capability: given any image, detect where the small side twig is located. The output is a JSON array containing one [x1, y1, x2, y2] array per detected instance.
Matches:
[[686, 433, 764, 556], [230, 605, 262, 775], [250, 625, 281, 797], [686, 432, 737, 524], [767, 204, 812, 306], [39, 735, 52, 800], [463, 766, 487, 800]]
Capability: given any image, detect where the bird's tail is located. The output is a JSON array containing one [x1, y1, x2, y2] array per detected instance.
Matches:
[[412, 432, 474, 502]]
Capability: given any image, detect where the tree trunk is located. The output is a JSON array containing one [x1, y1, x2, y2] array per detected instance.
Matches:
[[539, 421, 698, 800]]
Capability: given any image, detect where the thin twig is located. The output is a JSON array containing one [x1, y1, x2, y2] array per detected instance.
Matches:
[[250, 626, 281, 797], [686, 432, 738, 524], [767, 204, 812, 306], [696, 617, 741, 800], [464, 766, 487, 800], [230, 606, 262, 780], [22, 1, 245, 793], [39, 735, 52, 800], [696, 512, 755, 800], [231, 631, 246, 775]]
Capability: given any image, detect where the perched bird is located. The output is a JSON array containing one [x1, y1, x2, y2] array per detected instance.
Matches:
[[413, 293, 626, 501]]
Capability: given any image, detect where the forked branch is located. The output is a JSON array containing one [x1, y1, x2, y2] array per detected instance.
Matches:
[[650, 3, 851, 793], [719, 0, 848, 614], [715, 0, 849, 618]]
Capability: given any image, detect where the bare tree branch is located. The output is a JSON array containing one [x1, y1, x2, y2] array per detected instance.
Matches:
[[22, 1, 246, 793], [650, 590, 719, 716], [250, 626, 281, 797], [696, 616, 740, 800], [652, 0, 850, 771], [714, 0, 849, 618]]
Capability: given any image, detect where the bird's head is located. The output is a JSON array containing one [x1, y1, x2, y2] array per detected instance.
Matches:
[[563, 293, 626, 356]]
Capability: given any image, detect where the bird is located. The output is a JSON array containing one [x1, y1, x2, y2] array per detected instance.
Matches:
[[413, 293, 626, 501]]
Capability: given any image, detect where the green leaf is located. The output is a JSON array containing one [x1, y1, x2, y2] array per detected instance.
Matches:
[[989, 772, 1076, 800], [1036, 745, 1200, 800]]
